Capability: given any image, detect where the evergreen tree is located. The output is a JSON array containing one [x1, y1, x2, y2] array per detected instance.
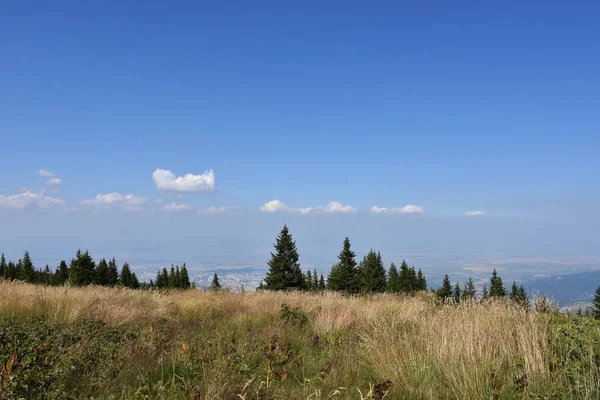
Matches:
[[319, 274, 326, 291], [306, 270, 313, 291], [593, 286, 600, 320], [7, 261, 17, 280], [387, 263, 399, 292], [436, 274, 453, 301], [489, 269, 507, 298], [70, 250, 96, 286], [19, 251, 36, 283], [174, 266, 182, 288], [358, 250, 387, 293], [462, 277, 477, 300], [0, 253, 5, 280], [43, 265, 53, 285], [211, 273, 222, 290], [453, 282, 461, 303], [328, 237, 359, 293], [398, 261, 417, 294], [120, 262, 133, 288], [482, 285, 489, 300], [168, 266, 176, 288], [131, 272, 140, 289], [56, 260, 69, 284], [263, 225, 304, 291], [107, 258, 119, 287], [156, 268, 168, 289], [180, 264, 191, 289], [517, 285, 529, 308], [96, 259, 109, 286], [312, 268, 319, 290], [416, 269, 427, 291]]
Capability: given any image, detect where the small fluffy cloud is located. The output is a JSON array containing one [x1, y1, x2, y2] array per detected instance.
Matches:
[[46, 177, 62, 186], [465, 210, 486, 216], [153, 168, 215, 192], [38, 169, 54, 178], [260, 200, 356, 214], [260, 199, 288, 213], [162, 202, 190, 212], [371, 205, 425, 214], [199, 206, 240, 215], [81, 193, 147, 211], [0, 190, 66, 210]]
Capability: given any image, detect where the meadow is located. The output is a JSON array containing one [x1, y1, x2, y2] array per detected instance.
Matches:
[[0, 281, 599, 399]]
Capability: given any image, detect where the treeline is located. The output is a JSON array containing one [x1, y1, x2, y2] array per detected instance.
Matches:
[[0, 250, 194, 290], [259, 225, 531, 307]]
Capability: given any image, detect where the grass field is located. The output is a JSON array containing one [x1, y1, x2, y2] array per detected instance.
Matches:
[[0, 281, 599, 399]]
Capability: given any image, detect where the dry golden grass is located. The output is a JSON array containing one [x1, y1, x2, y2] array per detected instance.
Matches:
[[1, 281, 586, 399]]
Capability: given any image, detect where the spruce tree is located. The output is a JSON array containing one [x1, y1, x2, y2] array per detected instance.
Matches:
[[96, 259, 109, 286], [462, 277, 477, 300], [7, 261, 17, 280], [19, 251, 36, 283], [436, 274, 453, 301], [180, 264, 191, 289], [306, 270, 313, 291], [319, 274, 326, 291], [387, 263, 399, 292], [263, 225, 304, 291], [0, 254, 5, 280], [174, 266, 182, 288], [70, 250, 96, 286], [312, 268, 319, 290], [168, 266, 176, 288], [56, 260, 69, 284], [416, 269, 427, 291], [517, 285, 529, 308], [328, 237, 359, 293], [398, 261, 415, 293], [489, 269, 507, 298], [211, 273, 222, 290], [358, 250, 387, 293], [453, 282, 461, 303], [120, 262, 133, 288], [131, 272, 140, 289], [107, 258, 119, 287], [593, 286, 600, 320], [482, 285, 489, 300]]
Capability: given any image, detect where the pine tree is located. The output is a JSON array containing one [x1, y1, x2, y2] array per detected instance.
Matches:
[[96, 259, 109, 286], [7, 261, 17, 280], [120, 262, 133, 288], [263, 225, 304, 291], [436, 274, 453, 301], [306, 270, 313, 291], [517, 285, 529, 308], [174, 266, 182, 288], [328, 237, 359, 293], [462, 277, 477, 300], [387, 263, 400, 292], [19, 251, 36, 283], [312, 268, 318, 290], [211, 273, 222, 290], [319, 274, 326, 291], [168, 266, 176, 288], [131, 272, 140, 289], [0, 254, 5, 280], [482, 285, 489, 300], [593, 286, 600, 320], [489, 269, 507, 298], [453, 282, 461, 303], [398, 261, 417, 294], [416, 269, 427, 291], [43, 265, 52, 285], [358, 250, 387, 293], [180, 264, 191, 289], [56, 260, 69, 284], [107, 258, 119, 287], [70, 250, 96, 286]]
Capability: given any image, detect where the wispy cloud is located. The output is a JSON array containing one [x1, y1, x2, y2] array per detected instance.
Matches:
[[371, 205, 425, 214], [153, 168, 215, 192], [198, 206, 241, 215], [38, 169, 54, 178], [46, 177, 62, 186], [162, 202, 190, 212], [81, 192, 147, 211], [260, 200, 356, 214], [0, 190, 66, 210], [465, 210, 486, 216]]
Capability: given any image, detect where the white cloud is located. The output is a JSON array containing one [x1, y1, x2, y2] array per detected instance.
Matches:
[[153, 168, 215, 192], [46, 177, 62, 186], [371, 205, 425, 214], [154, 199, 163, 204], [0, 190, 66, 210], [81, 192, 147, 211], [260, 199, 288, 212], [260, 200, 356, 214], [38, 169, 54, 178], [465, 210, 486, 216], [162, 202, 190, 212], [199, 206, 240, 215]]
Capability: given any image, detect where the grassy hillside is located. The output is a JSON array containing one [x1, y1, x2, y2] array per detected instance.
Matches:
[[0, 281, 599, 399]]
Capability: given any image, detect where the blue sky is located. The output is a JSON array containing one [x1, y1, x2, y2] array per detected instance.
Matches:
[[1, 2, 599, 276]]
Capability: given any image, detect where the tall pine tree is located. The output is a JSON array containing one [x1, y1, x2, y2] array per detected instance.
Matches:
[[96, 259, 109, 286], [19, 251, 36, 283], [328, 237, 359, 293], [180, 264, 191, 289], [358, 250, 387, 293], [107, 258, 119, 287], [387, 263, 400, 292], [436, 274, 453, 301], [263, 225, 304, 291], [70, 250, 96, 286], [211, 273, 222, 290], [489, 269, 507, 298], [462, 277, 477, 300]]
